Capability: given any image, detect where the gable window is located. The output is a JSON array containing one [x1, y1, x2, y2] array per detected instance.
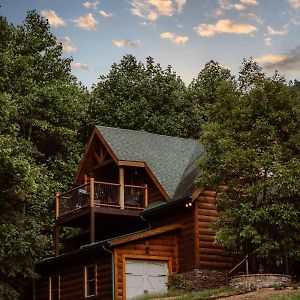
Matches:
[[85, 264, 97, 297], [49, 275, 60, 300]]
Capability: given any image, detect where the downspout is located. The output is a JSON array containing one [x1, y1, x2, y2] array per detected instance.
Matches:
[[102, 244, 115, 300], [140, 214, 151, 230]]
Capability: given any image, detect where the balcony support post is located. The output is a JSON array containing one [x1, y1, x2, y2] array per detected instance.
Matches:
[[144, 184, 148, 207], [55, 192, 60, 219], [55, 225, 59, 256], [90, 177, 95, 243], [119, 167, 125, 209]]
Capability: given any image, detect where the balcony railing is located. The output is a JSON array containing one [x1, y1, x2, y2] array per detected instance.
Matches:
[[56, 179, 148, 218]]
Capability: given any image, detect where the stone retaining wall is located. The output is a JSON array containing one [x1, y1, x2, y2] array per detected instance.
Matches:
[[179, 269, 228, 290], [229, 274, 292, 290]]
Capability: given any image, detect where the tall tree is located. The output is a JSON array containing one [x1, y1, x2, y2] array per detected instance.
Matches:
[[0, 11, 87, 298], [197, 59, 300, 272], [88, 55, 201, 138], [187, 60, 234, 124]]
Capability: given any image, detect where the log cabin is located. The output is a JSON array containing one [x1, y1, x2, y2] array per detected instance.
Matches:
[[35, 126, 232, 300]]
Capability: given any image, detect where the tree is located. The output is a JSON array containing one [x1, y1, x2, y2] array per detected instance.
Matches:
[[187, 60, 234, 124], [88, 55, 201, 138], [197, 59, 300, 272], [0, 11, 87, 298]]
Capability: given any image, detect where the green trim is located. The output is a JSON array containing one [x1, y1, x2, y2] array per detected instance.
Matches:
[[140, 195, 192, 216]]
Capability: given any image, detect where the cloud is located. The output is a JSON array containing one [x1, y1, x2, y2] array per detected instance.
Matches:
[[73, 13, 98, 30], [41, 10, 66, 27], [264, 37, 272, 46], [71, 62, 89, 70], [194, 19, 257, 37], [244, 13, 263, 24], [160, 32, 189, 44], [139, 21, 156, 27], [255, 54, 287, 64], [218, 0, 258, 13], [256, 46, 300, 71], [99, 10, 116, 20], [240, 0, 258, 6], [83, 1, 99, 10], [60, 37, 77, 53], [288, 0, 300, 8], [130, 0, 186, 21], [113, 39, 141, 48], [267, 25, 287, 35]]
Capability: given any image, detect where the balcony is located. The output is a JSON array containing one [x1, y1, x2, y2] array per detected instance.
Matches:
[[56, 179, 148, 218]]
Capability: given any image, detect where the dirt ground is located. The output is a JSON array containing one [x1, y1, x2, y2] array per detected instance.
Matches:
[[217, 288, 299, 300]]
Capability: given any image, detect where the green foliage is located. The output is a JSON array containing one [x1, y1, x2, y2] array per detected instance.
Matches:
[[271, 292, 300, 300], [197, 58, 300, 269], [0, 11, 87, 298], [168, 274, 193, 291], [89, 55, 201, 138]]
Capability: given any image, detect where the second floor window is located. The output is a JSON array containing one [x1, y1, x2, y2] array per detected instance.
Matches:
[[85, 264, 96, 297], [49, 275, 59, 300]]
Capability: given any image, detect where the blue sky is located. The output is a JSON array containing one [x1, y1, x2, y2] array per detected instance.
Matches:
[[1, 0, 300, 87]]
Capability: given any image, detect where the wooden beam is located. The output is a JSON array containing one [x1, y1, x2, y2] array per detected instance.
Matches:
[[119, 167, 125, 209], [109, 224, 182, 247], [144, 164, 170, 201], [118, 160, 145, 167], [144, 184, 148, 207], [74, 127, 119, 184], [55, 192, 60, 219], [88, 159, 113, 172], [55, 225, 59, 256], [90, 177, 95, 208], [90, 208, 95, 243]]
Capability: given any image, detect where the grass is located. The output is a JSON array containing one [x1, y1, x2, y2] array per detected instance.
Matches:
[[270, 292, 300, 300], [132, 286, 233, 300]]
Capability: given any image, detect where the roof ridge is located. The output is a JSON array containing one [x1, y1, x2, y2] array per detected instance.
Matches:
[[97, 125, 198, 143]]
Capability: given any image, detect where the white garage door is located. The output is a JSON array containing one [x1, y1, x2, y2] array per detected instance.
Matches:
[[125, 259, 169, 300]]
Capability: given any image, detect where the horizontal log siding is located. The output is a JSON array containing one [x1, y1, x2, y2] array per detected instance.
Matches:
[[35, 277, 48, 300], [114, 232, 178, 300], [196, 191, 232, 270], [36, 251, 112, 300], [148, 205, 195, 273]]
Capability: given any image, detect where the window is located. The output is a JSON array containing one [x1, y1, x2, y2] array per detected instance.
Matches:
[[85, 265, 96, 297], [49, 275, 60, 300]]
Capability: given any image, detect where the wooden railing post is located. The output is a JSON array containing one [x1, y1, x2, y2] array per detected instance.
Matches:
[[144, 184, 148, 207], [90, 177, 95, 208], [56, 192, 60, 219], [119, 167, 125, 209], [89, 177, 95, 243]]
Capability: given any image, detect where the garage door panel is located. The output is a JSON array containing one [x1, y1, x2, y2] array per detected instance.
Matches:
[[125, 259, 169, 300]]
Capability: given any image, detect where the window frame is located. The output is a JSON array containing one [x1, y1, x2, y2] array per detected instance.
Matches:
[[84, 264, 97, 298], [49, 274, 60, 300]]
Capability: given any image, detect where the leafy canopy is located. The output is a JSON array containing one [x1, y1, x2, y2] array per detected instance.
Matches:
[[0, 11, 87, 298], [197, 59, 300, 269], [89, 54, 201, 138]]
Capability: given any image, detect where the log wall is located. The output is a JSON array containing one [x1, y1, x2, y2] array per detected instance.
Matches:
[[35, 251, 112, 300], [195, 191, 232, 270], [149, 205, 195, 273]]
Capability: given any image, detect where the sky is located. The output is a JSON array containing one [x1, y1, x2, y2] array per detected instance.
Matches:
[[1, 0, 300, 88]]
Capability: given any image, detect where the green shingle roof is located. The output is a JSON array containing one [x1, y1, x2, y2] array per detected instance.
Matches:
[[96, 126, 205, 200]]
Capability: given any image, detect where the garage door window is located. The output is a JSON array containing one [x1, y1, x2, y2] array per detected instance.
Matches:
[[85, 265, 96, 297]]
